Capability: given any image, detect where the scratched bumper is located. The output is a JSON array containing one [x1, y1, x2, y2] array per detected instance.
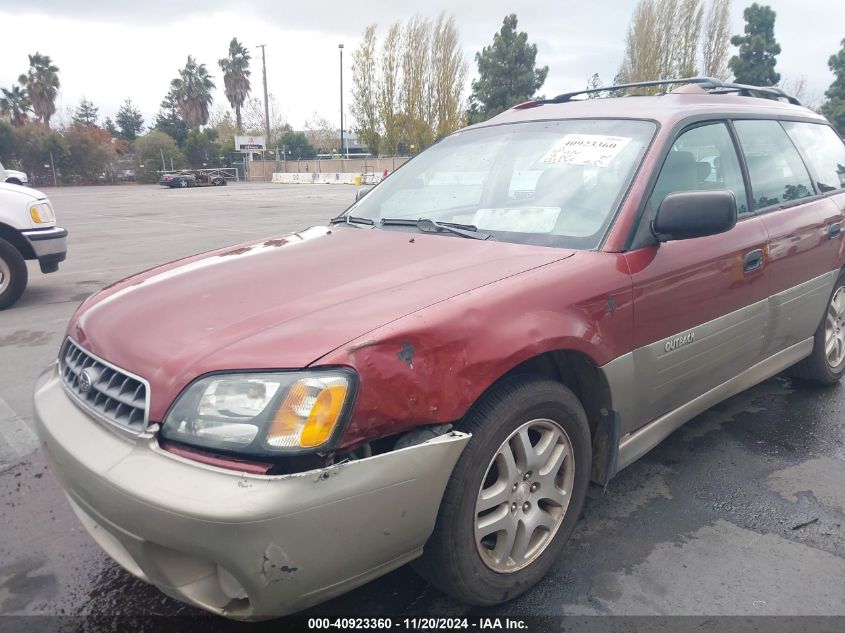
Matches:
[[33, 364, 470, 619]]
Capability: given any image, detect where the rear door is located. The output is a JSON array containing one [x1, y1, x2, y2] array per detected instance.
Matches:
[[622, 121, 770, 433], [732, 119, 843, 356]]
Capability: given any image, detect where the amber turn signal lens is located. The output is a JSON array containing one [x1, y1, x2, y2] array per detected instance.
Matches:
[[300, 385, 347, 448], [267, 381, 310, 439]]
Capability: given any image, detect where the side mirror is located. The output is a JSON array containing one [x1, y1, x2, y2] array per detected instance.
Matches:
[[355, 185, 374, 201], [652, 190, 737, 242]]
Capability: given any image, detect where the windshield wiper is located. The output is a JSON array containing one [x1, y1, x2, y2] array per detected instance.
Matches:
[[329, 214, 375, 226], [380, 217, 492, 240]]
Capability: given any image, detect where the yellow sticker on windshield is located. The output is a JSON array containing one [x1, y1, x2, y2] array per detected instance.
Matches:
[[542, 134, 632, 168]]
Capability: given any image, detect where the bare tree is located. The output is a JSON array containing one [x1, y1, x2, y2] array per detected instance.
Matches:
[[351, 25, 381, 155], [618, 0, 705, 91], [618, 0, 662, 86], [430, 12, 468, 138], [701, 0, 731, 80], [401, 15, 433, 152], [349, 14, 468, 156], [305, 113, 339, 154], [779, 76, 820, 109], [379, 23, 402, 156], [676, 0, 703, 77], [242, 94, 288, 140]]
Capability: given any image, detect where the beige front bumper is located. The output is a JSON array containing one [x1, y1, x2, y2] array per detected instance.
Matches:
[[33, 364, 470, 619]]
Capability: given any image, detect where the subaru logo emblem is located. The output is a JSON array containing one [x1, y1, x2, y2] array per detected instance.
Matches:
[[79, 369, 93, 393]]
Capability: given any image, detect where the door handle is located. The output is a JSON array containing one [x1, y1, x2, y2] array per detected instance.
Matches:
[[743, 249, 764, 273], [829, 223, 842, 240]]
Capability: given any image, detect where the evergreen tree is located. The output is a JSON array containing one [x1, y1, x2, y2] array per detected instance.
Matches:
[[468, 15, 548, 123], [154, 89, 189, 146], [821, 38, 845, 135], [72, 97, 99, 127], [729, 3, 781, 86], [115, 98, 144, 141], [103, 117, 119, 137]]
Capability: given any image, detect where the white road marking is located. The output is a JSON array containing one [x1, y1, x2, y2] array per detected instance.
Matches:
[[0, 396, 39, 468]]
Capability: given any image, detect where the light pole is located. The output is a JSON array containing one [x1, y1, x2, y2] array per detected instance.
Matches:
[[258, 44, 271, 149], [338, 43, 344, 160]]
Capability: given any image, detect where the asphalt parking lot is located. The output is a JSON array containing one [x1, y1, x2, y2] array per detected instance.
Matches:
[[1, 183, 844, 625]]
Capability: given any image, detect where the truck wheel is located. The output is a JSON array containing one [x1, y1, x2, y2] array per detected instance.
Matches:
[[0, 238, 28, 310], [415, 375, 591, 605], [791, 270, 845, 385]]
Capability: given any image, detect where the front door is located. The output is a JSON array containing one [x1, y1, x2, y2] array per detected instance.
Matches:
[[622, 121, 770, 434]]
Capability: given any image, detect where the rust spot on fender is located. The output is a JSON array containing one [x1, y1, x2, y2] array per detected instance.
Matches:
[[397, 341, 416, 368]]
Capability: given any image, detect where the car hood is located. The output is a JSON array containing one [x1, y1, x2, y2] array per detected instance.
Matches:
[[69, 226, 574, 420], [0, 182, 44, 200]]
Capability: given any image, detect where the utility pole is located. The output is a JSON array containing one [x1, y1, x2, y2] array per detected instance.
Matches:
[[338, 43, 344, 160], [258, 44, 271, 149]]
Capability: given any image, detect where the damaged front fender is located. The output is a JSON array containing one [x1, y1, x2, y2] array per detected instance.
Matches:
[[35, 366, 472, 618]]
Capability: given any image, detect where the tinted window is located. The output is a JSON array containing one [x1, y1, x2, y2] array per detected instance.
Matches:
[[734, 119, 815, 210], [650, 122, 748, 215], [350, 119, 655, 249], [782, 121, 845, 192]]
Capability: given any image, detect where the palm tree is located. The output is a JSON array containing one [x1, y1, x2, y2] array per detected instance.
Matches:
[[18, 53, 60, 126], [170, 56, 215, 128], [218, 38, 251, 133], [0, 84, 31, 126]]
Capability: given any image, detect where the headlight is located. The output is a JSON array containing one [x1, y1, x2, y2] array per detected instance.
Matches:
[[29, 202, 55, 224], [160, 370, 356, 456]]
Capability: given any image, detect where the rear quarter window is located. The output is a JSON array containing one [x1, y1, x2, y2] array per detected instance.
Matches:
[[734, 119, 815, 210], [781, 121, 845, 193]]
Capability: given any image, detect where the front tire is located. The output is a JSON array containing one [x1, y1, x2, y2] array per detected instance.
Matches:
[[792, 270, 845, 385], [0, 238, 28, 310], [415, 375, 591, 605]]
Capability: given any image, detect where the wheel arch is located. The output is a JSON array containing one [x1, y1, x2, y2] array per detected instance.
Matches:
[[0, 222, 35, 259], [461, 348, 620, 487]]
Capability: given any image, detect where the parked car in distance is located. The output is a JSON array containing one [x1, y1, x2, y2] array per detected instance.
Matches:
[[0, 160, 28, 186], [160, 170, 227, 188], [159, 171, 197, 188], [0, 182, 67, 308], [34, 78, 845, 619]]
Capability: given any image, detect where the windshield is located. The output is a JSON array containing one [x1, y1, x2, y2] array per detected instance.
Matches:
[[347, 119, 655, 248]]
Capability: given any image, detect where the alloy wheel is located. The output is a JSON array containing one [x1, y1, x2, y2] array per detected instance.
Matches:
[[0, 257, 10, 295], [825, 286, 845, 368], [474, 418, 575, 572]]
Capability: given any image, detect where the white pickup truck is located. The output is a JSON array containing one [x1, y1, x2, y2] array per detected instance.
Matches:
[[0, 182, 67, 309], [0, 160, 28, 186]]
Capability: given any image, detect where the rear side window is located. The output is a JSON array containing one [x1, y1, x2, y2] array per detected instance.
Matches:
[[733, 120, 815, 210], [650, 122, 748, 215], [781, 122, 845, 192]]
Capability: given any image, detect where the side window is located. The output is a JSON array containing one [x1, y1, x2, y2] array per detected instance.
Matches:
[[650, 122, 749, 216], [781, 121, 845, 193], [733, 120, 815, 210]]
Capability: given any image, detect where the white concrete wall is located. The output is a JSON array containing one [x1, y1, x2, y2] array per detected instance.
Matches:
[[271, 172, 386, 185]]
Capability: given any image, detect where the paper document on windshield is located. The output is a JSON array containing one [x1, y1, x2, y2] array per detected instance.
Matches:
[[473, 207, 561, 233], [542, 134, 632, 168]]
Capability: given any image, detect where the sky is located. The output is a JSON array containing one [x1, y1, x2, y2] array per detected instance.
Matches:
[[0, 0, 842, 134]]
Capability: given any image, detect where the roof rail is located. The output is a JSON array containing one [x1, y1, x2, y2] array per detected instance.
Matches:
[[519, 77, 801, 107], [706, 81, 801, 105]]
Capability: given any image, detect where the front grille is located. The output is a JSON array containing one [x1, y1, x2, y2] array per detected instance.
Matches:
[[60, 339, 149, 432]]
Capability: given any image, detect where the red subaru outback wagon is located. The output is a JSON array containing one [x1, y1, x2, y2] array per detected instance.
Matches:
[[34, 78, 845, 619]]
